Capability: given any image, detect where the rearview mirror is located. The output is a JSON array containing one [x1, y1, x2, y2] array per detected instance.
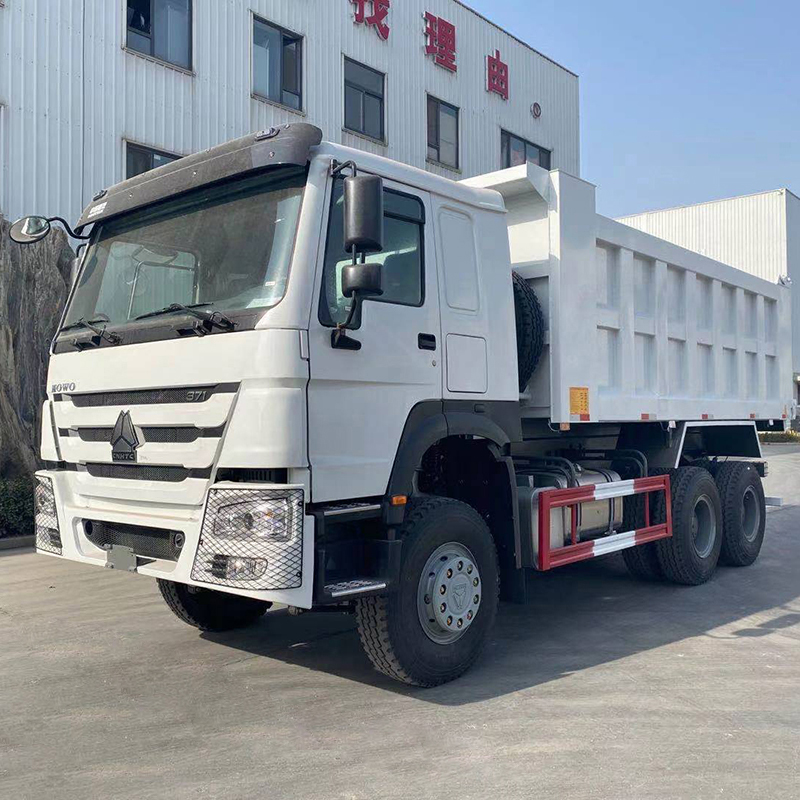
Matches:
[[9, 215, 52, 244], [344, 175, 384, 255], [341, 262, 383, 299]]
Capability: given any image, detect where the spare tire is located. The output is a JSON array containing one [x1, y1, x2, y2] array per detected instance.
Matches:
[[512, 272, 545, 392]]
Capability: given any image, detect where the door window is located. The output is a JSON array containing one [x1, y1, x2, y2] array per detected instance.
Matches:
[[319, 182, 425, 327]]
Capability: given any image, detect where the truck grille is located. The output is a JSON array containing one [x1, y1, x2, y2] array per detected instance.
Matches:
[[85, 463, 213, 482], [84, 519, 183, 561], [71, 426, 225, 444], [59, 383, 238, 407]]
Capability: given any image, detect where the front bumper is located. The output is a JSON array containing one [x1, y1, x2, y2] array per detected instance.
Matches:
[[35, 470, 316, 609]]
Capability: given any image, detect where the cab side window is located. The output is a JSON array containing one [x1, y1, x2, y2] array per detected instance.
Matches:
[[319, 181, 425, 327]]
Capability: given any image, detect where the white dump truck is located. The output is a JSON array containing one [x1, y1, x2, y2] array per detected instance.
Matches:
[[11, 123, 791, 686]]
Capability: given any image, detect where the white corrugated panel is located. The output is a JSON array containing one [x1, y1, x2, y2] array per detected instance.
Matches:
[[1, 0, 579, 227], [0, 0, 85, 222], [617, 190, 788, 283]]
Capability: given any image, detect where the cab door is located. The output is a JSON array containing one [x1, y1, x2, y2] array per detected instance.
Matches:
[[307, 177, 441, 503]]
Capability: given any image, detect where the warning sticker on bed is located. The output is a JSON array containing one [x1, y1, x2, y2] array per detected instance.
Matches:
[[569, 387, 590, 418]]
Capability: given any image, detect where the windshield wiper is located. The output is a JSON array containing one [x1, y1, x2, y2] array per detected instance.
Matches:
[[135, 303, 235, 332], [59, 315, 121, 345]]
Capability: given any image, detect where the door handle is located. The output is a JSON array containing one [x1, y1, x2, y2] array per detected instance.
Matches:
[[418, 333, 437, 351]]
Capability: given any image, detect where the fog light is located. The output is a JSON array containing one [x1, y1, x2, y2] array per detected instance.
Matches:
[[211, 555, 268, 581]]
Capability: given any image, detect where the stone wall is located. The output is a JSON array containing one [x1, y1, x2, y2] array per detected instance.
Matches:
[[0, 216, 74, 478]]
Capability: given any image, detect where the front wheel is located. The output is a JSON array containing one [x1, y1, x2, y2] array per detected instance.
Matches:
[[157, 579, 271, 632], [355, 496, 499, 687]]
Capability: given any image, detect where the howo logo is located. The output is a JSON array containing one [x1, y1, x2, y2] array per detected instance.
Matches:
[[111, 411, 141, 462]]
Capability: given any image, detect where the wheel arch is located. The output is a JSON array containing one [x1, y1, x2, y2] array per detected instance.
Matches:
[[386, 401, 523, 600]]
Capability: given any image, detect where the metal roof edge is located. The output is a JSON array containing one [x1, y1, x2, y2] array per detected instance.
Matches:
[[451, 1, 578, 79], [616, 188, 793, 221]]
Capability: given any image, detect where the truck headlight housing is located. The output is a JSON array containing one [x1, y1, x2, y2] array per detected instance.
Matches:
[[191, 488, 303, 590], [34, 475, 62, 554]]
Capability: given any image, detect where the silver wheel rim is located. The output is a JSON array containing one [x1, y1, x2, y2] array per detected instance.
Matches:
[[417, 542, 482, 645], [692, 494, 717, 559], [742, 485, 761, 543]]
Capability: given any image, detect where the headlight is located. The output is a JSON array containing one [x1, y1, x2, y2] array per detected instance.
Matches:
[[34, 475, 62, 555], [213, 497, 293, 542], [191, 488, 304, 590]]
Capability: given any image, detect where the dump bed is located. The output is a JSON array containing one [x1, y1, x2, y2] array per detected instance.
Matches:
[[463, 164, 793, 425]]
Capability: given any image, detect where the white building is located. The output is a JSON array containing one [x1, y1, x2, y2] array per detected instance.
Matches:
[[618, 188, 800, 399], [0, 0, 580, 227]]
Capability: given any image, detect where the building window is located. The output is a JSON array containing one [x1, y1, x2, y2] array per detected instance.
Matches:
[[126, 142, 180, 179], [126, 0, 192, 70], [427, 96, 459, 169], [501, 130, 551, 170], [253, 17, 302, 110], [344, 58, 385, 141], [320, 181, 425, 327]]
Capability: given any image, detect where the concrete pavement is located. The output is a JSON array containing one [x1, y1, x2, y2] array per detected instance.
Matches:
[[1, 452, 798, 799]]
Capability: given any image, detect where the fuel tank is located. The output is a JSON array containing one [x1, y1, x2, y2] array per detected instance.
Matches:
[[517, 466, 624, 563]]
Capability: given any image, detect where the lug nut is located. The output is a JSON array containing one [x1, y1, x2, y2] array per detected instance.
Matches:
[[447, 616, 453, 626], [474, 595, 480, 604], [457, 561, 463, 571], [473, 577, 479, 587], [467, 611, 473, 620], [440, 585, 446, 595], [467, 565, 473, 574], [440, 603, 446, 613], [457, 618, 463, 628], [446, 568, 453, 578], [424, 595, 431, 604]]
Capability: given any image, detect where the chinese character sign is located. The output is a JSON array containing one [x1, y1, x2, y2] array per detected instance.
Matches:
[[352, 0, 391, 41], [424, 13, 457, 73], [486, 49, 509, 100]]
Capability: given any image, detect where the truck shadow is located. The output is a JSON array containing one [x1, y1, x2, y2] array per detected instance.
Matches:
[[201, 507, 800, 706]]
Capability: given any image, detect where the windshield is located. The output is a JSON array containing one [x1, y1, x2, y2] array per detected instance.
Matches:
[[62, 167, 306, 334]]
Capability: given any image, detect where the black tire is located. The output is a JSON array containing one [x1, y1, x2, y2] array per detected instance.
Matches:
[[656, 467, 722, 585], [621, 468, 673, 581], [156, 579, 271, 632], [714, 461, 766, 567], [512, 272, 545, 392], [355, 496, 499, 687]]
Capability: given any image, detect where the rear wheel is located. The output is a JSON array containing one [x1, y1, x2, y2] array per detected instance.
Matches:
[[355, 496, 499, 687], [714, 461, 766, 567], [656, 467, 722, 585], [157, 579, 271, 632]]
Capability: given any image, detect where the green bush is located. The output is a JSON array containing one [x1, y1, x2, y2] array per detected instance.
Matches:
[[759, 430, 800, 444], [0, 477, 34, 539]]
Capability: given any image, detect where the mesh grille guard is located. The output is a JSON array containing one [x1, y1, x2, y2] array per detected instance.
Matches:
[[191, 488, 304, 591]]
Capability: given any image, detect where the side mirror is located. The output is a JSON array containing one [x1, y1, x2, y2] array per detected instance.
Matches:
[[9, 215, 52, 244], [341, 262, 382, 299], [344, 175, 384, 255]]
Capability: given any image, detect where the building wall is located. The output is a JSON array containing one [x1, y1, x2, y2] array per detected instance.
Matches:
[[0, 0, 580, 227], [618, 189, 800, 378]]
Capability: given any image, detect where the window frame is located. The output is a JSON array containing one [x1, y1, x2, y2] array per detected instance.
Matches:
[[125, 140, 181, 179], [125, 0, 193, 71], [500, 129, 551, 170], [251, 14, 304, 112], [427, 95, 460, 170], [318, 179, 426, 329], [343, 57, 386, 143]]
